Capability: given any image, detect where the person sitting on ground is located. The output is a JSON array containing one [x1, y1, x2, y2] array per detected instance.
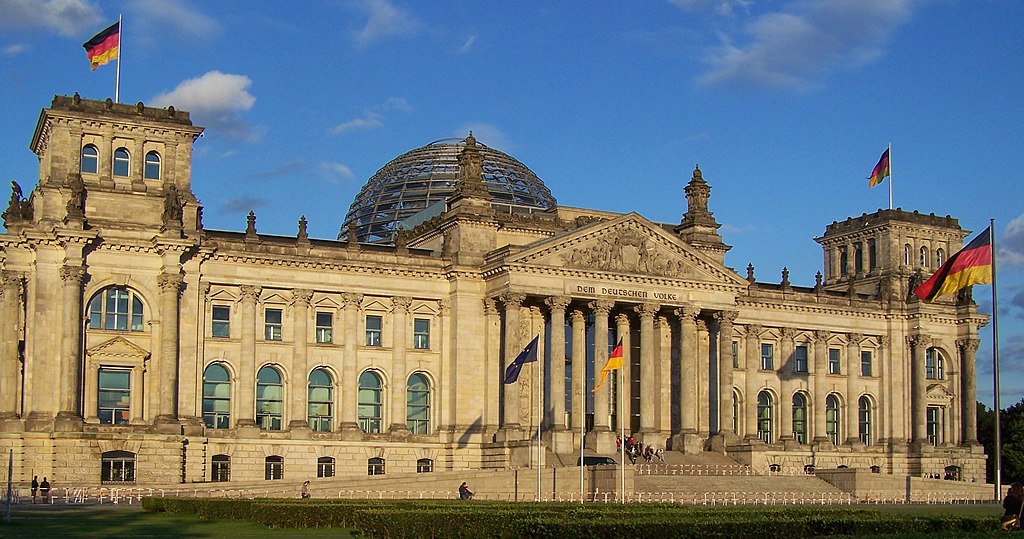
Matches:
[[301, 480, 311, 499], [1002, 482, 1024, 530], [458, 482, 474, 500], [655, 447, 665, 463]]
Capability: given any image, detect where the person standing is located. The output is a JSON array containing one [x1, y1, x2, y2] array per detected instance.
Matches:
[[39, 477, 50, 503], [30, 476, 38, 503], [301, 480, 311, 499]]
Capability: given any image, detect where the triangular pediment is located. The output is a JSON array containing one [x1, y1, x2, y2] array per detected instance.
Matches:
[[927, 384, 954, 401], [87, 336, 150, 359], [504, 213, 747, 286]]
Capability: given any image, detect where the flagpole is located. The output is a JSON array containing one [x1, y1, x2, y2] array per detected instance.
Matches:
[[887, 142, 892, 209], [537, 338, 542, 502], [579, 344, 585, 503], [618, 368, 625, 503], [991, 220, 1002, 500], [114, 14, 122, 103]]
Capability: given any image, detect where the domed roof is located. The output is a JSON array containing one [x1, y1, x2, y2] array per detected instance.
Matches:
[[340, 136, 557, 244]]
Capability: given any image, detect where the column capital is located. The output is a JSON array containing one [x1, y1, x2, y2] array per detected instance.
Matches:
[[239, 284, 262, 303], [812, 329, 830, 342], [157, 271, 185, 294], [957, 338, 980, 353], [588, 299, 614, 315], [483, 297, 498, 315], [713, 310, 738, 324], [544, 295, 571, 313], [696, 319, 708, 332], [745, 324, 763, 337], [0, 269, 24, 288], [879, 335, 891, 347], [909, 334, 933, 348], [341, 292, 364, 308], [634, 302, 660, 319], [847, 332, 864, 344], [614, 312, 630, 326], [673, 305, 699, 321], [391, 296, 412, 313], [501, 292, 526, 310], [199, 280, 211, 298], [292, 288, 314, 306], [60, 265, 86, 286], [569, 309, 585, 323], [780, 327, 797, 341], [438, 299, 450, 315]]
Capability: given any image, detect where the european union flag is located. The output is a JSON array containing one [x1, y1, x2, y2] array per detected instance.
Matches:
[[503, 335, 539, 384]]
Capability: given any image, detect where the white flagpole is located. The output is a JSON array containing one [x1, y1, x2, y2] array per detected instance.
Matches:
[[537, 338, 542, 502], [618, 368, 625, 503], [114, 14, 122, 103], [887, 142, 893, 209], [579, 342, 585, 503], [991, 221, 1002, 500]]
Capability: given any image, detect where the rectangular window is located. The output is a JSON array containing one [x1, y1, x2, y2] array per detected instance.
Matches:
[[828, 348, 841, 375], [413, 318, 430, 349], [315, 312, 333, 344], [760, 343, 774, 370], [211, 457, 230, 482], [854, 242, 864, 274], [317, 457, 335, 478], [265, 308, 282, 341], [926, 406, 942, 446], [212, 305, 230, 338], [98, 368, 131, 425], [861, 350, 873, 377], [794, 345, 809, 373], [365, 315, 382, 346], [731, 341, 739, 369]]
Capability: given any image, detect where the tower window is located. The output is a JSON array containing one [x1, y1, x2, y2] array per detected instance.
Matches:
[[113, 148, 130, 177], [144, 151, 161, 180], [81, 144, 99, 174]]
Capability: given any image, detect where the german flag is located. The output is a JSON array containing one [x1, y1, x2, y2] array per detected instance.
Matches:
[[913, 226, 992, 302], [83, 22, 120, 71], [593, 338, 624, 392], [868, 148, 890, 188]]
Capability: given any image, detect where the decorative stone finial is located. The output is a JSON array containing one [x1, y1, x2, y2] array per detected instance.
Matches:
[[746, 263, 755, 283], [297, 215, 308, 241], [245, 210, 257, 237], [781, 267, 790, 289]]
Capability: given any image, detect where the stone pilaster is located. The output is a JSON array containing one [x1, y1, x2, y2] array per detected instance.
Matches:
[[496, 293, 526, 442], [0, 271, 23, 422], [55, 265, 85, 431], [845, 333, 863, 445], [910, 334, 932, 444], [154, 271, 184, 429], [715, 311, 737, 437], [236, 285, 261, 429], [779, 327, 796, 445], [289, 288, 313, 432], [958, 337, 980, 444], [744, 324, 762, 440], [812, 330, 829, 444], [389, 296, 412, 439], [339, 292, 363, 438]]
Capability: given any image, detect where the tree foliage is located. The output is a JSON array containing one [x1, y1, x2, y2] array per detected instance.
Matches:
[[978, 399, 1024, 485]]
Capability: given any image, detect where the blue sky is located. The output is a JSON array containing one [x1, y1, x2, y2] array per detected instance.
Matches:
[[2, 0, 1023, 407]]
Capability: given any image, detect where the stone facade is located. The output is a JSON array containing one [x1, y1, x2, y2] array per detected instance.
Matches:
[[0, 95, 986, 487]]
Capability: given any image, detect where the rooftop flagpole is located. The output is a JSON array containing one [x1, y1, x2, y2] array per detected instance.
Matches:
[[114, 14, 122, 103], [991, 220, 1002, 500], [579, 345, 585, 503], [537, 339, 542, 502], [887, 142, 893, 209]]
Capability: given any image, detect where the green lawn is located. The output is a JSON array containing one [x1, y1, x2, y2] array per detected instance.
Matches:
[[0, 506, 357, 538]]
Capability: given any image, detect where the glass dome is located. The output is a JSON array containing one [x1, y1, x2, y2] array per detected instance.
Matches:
[[340, 137, 557, 244]]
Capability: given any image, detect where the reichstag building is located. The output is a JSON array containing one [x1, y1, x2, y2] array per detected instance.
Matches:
[[0, 95, 986, 485]]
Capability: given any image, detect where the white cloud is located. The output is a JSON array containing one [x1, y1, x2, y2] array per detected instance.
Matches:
[[150, 71, 257, 141], [695, 0, 914, 90], [321, 162, 356, 183], [130, 0, 219, 40], [331, 97, 412, 134], [0, 0, 102, 36], [1001, 212, 1024, 269], [351, 0, 420, 48], [459, 35, 477, 53], [670, 0, 752, 17], [3, 43, 28, 55]]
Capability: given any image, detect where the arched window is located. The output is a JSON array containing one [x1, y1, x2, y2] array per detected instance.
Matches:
[[732, 391, 740, 435], [407, 372, 430, 434], [920, 246, 929, 268], [858, 395, 873, 446], [98, 367, 131, 425], [211, 454, 230, 482], [792, 393, 808, 444], [756, 391, 773, 443], [925, 348, 945, 380], [368, 457, 385, 475], [88, 286, 145, 331], [81, 144, 99, 174], [936, 248, 945, 267], [101, 450, 136, 483], [904, 244, 912, 266], [839, 246, 848, 276], [358, 371, 383, 433], [317, 456, 335, 478], [308, 368, 333, 432], [202, 363, 231, 429], [265, 455, 284, 480], [113, 147, 130, 177], [826, 394, 841, 445], [144, 151, 161, 180], [416, 458, 434, 473], [256, 366, 283, 430]]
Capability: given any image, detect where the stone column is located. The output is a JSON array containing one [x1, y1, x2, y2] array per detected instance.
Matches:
[[588, 301, 613, 431], [339, 292, 363, 436], [696, 319, 711, 437], [636, 303, 658, 438], [614, 312, 631, 433], [236, 285, 261, 428], [910, 334, 932, 443], [289, 289, 313, 430], [674, 305, 699, 451], [500, 293, 526, 436], [569, 309, 585, 434], [877, 335, 890, 445], [958, 338, 980, 444], [779, 327, 795, 443], [483, 298, 500, 430], [155, 272, 184, 426], [390, 296, 412, 437], [812, 330, 829, 444], [744, 324, 762, 440], [0, 271, 22, 420], [715, 311, 737, 436], [55, 265, 86, 430], [845, 333, 862, 445], [545, 297, 570, 431]]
